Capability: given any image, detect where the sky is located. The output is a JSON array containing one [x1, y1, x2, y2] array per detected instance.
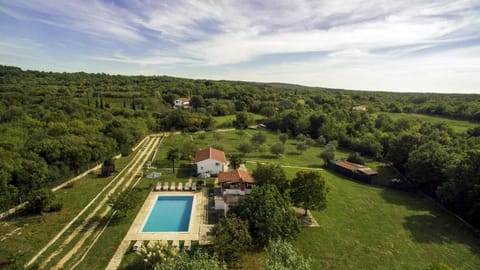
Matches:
[[1, 0, 480, 93]]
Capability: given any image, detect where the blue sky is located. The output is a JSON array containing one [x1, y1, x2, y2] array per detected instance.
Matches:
[[1, 0, 479, 93]]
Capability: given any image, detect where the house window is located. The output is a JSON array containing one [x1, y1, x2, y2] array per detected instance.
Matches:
[[200, 166, 203, 170], [216, 162, 220, 166]]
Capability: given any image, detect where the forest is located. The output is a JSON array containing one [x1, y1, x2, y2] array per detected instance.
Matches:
[[1, 65, 480, 228]]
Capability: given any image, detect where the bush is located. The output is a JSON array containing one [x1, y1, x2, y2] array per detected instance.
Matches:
[[347, 152, 365, 165], [315, 136, 326, 146], [264, 240, 311, 270], [279, 133, 289, 144], [270, 143, 285, 157], [47, 202, 63, 212], [27, 188, 57, 214]]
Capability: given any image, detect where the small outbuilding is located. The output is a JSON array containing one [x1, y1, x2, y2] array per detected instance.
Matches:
[[333, 160, 378, 183], [352, 105, 368, 112]]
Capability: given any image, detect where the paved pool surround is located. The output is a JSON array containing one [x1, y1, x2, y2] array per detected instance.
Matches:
[[125, 190, 207, 241]]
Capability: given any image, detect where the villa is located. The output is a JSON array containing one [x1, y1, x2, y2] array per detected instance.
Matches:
[[194, 147, 227, 177], [174, 97, 190, 108], [214, 169, 255, 215]]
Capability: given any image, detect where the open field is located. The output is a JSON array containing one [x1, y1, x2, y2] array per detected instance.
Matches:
[[377, 112, 479, 133], [154, 129, 401, 184], [293, 168, 480, 270], [0, 154, 136, 265], [153, 130, 480, 270], [0, 135, 161, 269], [74, 179, 154, 270], [3, 129, 479, 270], [213, 113, 265, 128]]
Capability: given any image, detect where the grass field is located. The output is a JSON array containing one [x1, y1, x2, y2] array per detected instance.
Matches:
[[155, 129, 401, 184], [213, 113, 265, 128], [0, 154, 136, 265], [151, 130, 480, 269], [4, 129, 479, 269], [74, 178, 155, 270], [293, 168, 480, 270], [377, 112, 479, 133]]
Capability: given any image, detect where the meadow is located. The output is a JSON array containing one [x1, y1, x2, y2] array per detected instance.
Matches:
[[377, 112, 479, 133], [156, 129, 480, 269]]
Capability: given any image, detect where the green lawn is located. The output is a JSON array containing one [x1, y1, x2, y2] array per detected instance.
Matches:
[[74, 178, 155, 270], [377, 112, 478, 133], [293, 168, 480, 270], [0, 152, 137, 266], [213, 113, 265, 128], [153, 130, 480, 270]]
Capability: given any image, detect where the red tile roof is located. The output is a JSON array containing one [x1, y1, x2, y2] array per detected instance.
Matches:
[[194, 147, 226, 163], [180, 97, 190, 102], [336, 160, 361, 171], [335, 160, 378, 176], [218, 169, 255, 184]]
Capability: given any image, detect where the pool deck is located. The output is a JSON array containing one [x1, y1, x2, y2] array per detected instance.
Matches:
[[125, 190, 208, 242]]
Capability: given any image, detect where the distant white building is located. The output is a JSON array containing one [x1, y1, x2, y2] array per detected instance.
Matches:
[[194, 147, 227, 176], [352, 105, 368, 112], [174, 97, 190, 108]]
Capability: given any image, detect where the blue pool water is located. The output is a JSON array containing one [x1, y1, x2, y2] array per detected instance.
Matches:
[[142, 196, 193, 232]]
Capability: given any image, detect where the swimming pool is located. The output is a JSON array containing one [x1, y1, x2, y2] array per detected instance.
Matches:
[[142, 196, 193, 232]]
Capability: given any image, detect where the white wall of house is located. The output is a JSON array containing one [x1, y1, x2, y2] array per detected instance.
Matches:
[[196, 159, 225, 175], [174, 99, 184, 106], [214, 197, 225, 210]]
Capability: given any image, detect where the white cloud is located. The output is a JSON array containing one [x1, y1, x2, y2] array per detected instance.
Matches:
[[1, 0, 479, 92], [0, 0, 145, 42]]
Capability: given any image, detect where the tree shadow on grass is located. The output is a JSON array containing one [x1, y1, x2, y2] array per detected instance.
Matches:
[[306, 164, 323, 169], [403, 214, 480, 254], [380, 188, 430, 211], [256, 154, 278, 160]]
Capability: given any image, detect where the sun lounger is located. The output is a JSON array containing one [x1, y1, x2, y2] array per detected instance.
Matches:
[[170, 182, 175, 191], [183, 240, 191, 250], [183, 182, 189, 191], [187, 179, 192, 191], [172, 239, 179, 247], [154, 182, 161, 191], [192, 183, 197, 191], [162, 181, 169, 191], [177, 182, 183, 191]]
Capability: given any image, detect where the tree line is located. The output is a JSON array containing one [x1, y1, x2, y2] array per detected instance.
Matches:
[[1, 65, 479, 228]]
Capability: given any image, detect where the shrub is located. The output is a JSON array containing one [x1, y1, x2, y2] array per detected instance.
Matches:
[[47, 202, 63, 212], [27, 188, 56, 214], [347, 152, 365, 165], [264, 240, 311, 270]]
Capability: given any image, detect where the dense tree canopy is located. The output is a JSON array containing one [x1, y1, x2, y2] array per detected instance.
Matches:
[[212, 216, 252, 267], [1, 65, 480, 228], [229, 185, 299, 247], [252, 163, 290, 193]]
